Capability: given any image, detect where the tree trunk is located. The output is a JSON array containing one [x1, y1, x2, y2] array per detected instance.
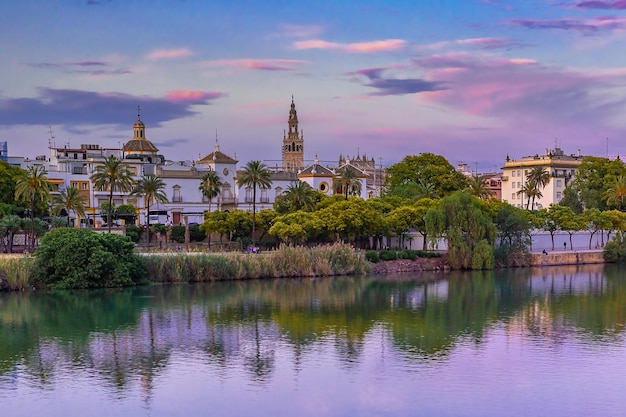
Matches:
[[146, 202, 151, 248], [252, 185, 257, 246]]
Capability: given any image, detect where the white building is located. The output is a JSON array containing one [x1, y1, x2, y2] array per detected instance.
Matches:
[[13, 99, 377, 227], [501, 147, 583, 209]]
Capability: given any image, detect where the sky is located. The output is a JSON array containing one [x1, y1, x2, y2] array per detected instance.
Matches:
[[1, 0, 626, 172]]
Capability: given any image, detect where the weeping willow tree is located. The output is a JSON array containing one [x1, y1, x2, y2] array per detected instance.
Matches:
[[425, 191, 497, 269]]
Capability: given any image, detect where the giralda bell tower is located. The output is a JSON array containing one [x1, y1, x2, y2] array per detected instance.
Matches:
[[282, 96, 304, 172]]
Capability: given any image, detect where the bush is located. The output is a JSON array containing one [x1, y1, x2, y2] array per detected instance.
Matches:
[[604, 232, 626, 262], [399, 250, 417, 261], [378, 250, 398, 261], [33, 228, 145, 289], [365, 250, 380, 263], [125, 225, 144, 243]]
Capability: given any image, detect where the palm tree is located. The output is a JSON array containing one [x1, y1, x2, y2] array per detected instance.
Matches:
[[91, 156, 135, 232], [236, 161, 272, 246], [282, 181, 317, 212], [131, 175, 168, 247], [467, 176, 494, 200], [199, 171, 222, 213], [334, 166, 362, 200], [526, 167, 550, 210], [14, 165, 52, 251], [52, 186, 86, 227], [517, 182, 536, 210], [605, 175, 626, 211]]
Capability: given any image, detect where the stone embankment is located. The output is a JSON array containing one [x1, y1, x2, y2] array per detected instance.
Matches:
[[529, 250, 604, 266]]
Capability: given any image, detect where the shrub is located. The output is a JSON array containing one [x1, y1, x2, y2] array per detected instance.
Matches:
[[399, 250, 417, 261], [604, 232, 626, 262], [378, 250, 398, 261], [33, 228, 145, 289], [125, 225, 144, 243], [365, 250, 380, 263]]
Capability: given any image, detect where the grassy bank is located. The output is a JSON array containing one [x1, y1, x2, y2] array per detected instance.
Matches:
[[144, 243, 370, 283], [0, 256, 35, 291], [0, 243, 370, 291]]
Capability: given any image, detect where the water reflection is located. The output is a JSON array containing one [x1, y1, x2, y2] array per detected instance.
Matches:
[[2, 264, 626, 416]]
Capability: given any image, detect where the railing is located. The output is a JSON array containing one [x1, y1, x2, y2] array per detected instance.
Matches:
[[171, 196, 183, 203], [260, 196, 270, 203]]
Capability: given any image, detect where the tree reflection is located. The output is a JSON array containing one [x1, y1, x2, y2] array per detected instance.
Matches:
[[1, 264, 626, 395]]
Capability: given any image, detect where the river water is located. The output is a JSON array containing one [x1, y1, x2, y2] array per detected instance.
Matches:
[[2, 264, 625, 417]]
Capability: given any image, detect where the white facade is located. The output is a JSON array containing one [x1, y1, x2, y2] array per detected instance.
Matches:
[[501, 147, 583, 209]]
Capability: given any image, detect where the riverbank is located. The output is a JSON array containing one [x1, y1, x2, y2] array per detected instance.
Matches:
[[529, 249, 604, 266]]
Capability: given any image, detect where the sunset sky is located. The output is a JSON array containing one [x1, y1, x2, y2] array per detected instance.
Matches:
[[1, 0, 626, 172]]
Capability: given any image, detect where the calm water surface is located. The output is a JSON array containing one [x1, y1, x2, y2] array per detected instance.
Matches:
[[2, 264, 626, 417]]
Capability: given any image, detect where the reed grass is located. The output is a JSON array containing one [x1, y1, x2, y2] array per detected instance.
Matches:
[[142, 243, 370, 283], [0, 256, 35, 291]]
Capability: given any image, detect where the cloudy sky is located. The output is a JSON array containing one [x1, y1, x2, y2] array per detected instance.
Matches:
[[1, 0, 626, 171]]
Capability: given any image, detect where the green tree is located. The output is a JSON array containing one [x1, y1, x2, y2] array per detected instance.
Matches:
[[199, 171, 222, 213], [333, 166, 362, 200], [536, 208, 559, 251], [14, 165, 52, 251], [549, 205, 583, 250], [604, 174, 626, 211], [573, 156, 626, 211], [131, 175, 168, 247], [269, 211, 324, 244], [583, 209, 611, 249], [386, 153, 468, 199], [467, 176, 494, 200], [526, 166, 550, 210], [604, 210, 626, 242], [237, 161, 272, 245], [425, 191, 496, 269], [0, 214, 21, 253], [317, 198, 384, 245], [516, 182, 539, 210], [33, 228, 144, 289], [52, 186, 86, 227], [279, 181, 318, 212], [91, 156, 135, 233], [0, 161, 25, 206], [559, 184, 583, 214]]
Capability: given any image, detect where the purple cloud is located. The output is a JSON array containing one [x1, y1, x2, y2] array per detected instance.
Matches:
[[24, 61, 131, 75], [509, 16, 626, 33], [352, 67, 447, 96], [0, 88, 226, 127], [575, 0, 626, 9]]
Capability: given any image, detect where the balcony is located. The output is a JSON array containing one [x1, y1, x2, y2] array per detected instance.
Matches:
[[260, 196, 270, 203], [171, 196, 183, 203]]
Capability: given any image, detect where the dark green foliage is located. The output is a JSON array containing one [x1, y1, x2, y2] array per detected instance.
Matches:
[[604, 232, 626, 262], [33, 228, 145, 289], [365, 250, 380, 263], [399, 250, 417, 261], [379, 250, 399, 261], [170, 225, 185, 243], [125, 225, 144, 243]]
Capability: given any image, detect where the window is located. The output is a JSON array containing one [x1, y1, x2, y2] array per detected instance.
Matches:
[[517, 182, 521, 188], [517, 170, 521, 176], [172, 186, 182, 203], [512, 171, 516, 177], [511, 193, 516, 200], [82, 182, 88, 190], [556, 180, 562, 187], [557, 192, 562, 200]]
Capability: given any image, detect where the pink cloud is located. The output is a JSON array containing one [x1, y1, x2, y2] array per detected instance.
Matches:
[[165, 90, 225, 103], [146, 48, 194, 60], [202, 59, 307, 71], [293, 39, 407, 53], [411, 53, 626, 128]]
